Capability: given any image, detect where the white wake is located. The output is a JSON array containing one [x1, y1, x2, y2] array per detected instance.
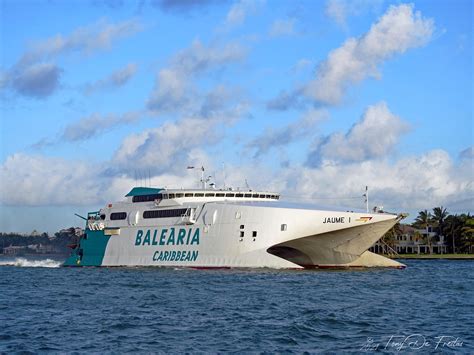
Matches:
[[0, 257, 62, 268]]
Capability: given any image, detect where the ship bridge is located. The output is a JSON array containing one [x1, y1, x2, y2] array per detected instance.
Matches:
[[124, 187, 280, 204]]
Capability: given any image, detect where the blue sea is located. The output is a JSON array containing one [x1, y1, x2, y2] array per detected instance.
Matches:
[[0, 258, 472, 353]]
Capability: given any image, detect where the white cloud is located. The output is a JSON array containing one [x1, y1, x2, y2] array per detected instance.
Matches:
[[0, 153, 130, 206], [147, 39, 246, 111], [84, 63, 138, 94], [307, 102, 409, 165], [18, 19, 143, 67], [459, 146, 474, 160], [307, 3, 434, 105], [1, 148, 472, 215], [4, 19, 143, 99], [61, 111, 142, 142], [224, 0, 264, 29], [112, 117, 220, 175], [147, 68, 189, 111], [273, 150, 473, 213], [269, 18, 296, 37], [248, 108, 328, 157]]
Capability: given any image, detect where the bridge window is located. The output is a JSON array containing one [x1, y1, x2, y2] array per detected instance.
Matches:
[[236, 193, 244, 197], [168, 193, 175, 199], [226, 193, 235, 197], [205, 193, 215, 197], [132, 194, 162, 203], [143, 208, 188, 219], [175, 193, 184, 198], [110, 212, 127, 220], [185, 193, 194, 197], [195, 193, 204, 197], [244, 193, 251, 197], [216, 193, 225, 197]]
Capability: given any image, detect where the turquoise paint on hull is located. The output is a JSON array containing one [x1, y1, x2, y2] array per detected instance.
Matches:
[[63, 230, 111, 267]]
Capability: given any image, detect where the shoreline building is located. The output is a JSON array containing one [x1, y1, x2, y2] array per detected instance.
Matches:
[[370, 224, 447, 255]]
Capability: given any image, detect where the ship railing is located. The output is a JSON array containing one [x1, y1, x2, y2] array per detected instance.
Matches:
[[179, 207, 196, 225], [87, 221, 105, 231]]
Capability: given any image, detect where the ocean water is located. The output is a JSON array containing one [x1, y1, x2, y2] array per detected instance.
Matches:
[[0, 258, 472, 353]]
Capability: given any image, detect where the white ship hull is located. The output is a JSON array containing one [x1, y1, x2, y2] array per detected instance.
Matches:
[[65, 193, 405, 269]]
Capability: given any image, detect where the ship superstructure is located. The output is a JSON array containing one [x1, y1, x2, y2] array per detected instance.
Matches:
[[64, 186, 406, 268]]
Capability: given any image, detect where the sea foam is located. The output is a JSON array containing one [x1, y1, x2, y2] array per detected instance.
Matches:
[[0, 257, 62, 268]]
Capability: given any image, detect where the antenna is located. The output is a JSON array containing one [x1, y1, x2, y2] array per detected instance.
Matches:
[[362, 186, 369, 213], [245, 179, 250, 190], [222, 162, 226, 189]]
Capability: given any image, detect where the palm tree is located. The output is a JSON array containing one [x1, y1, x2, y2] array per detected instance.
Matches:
[[432, 206, 449, 241], [413, 210, 432, 229], [413, 210, 434, 253], [460, 216, 474, 253]]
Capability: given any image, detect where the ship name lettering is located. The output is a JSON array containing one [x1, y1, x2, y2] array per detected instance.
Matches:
[[153, 250, 199, 262], [135, 228, 200, 246], [323, 217, 345, 223]]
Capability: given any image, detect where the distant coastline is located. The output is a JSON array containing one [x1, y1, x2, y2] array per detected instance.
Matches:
[[394, 254, 474, 260]]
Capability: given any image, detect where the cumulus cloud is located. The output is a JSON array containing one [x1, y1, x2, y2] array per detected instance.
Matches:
[[112, 117, 220, 175], [307, 3, 434, 105], [459, 146, 474, 160], [61, 111, 142, 142], [307, 102, 409, 166], [248, 108, 328, 157], [147, 39, 246, 111], [0, 153, 131, 206], [277, 150, 473, 213], [269, 18, 296, 37], [3, 19, 142, 99], [1, 147, 472, 214], [84, 63, 138, 95]]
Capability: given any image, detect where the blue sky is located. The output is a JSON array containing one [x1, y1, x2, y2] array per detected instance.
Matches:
[[0, 0, 472, 233]]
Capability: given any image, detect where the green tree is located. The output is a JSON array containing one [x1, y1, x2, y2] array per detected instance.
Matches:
[[432, 206, 449, 241], [413, 210, 432, 230], [381, 222, 401, 255], [460, 217, 474, 253]]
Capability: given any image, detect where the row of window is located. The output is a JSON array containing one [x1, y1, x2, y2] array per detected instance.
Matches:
[[107, 209, 190, 221], [143, 208, 189, 219], [132, 192, 280, 203], [132, 194, 162, 203]]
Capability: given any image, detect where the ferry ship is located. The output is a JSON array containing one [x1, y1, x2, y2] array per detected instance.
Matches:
[[64, 180, 406, 269]]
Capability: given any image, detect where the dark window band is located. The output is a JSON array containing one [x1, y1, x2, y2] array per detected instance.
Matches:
[[143, 208, 189, 219], [110, 212, 127, 220], [132, 194, 162, 202]]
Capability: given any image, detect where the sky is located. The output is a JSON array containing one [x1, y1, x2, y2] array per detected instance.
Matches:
[[0, 0, 472, 234]]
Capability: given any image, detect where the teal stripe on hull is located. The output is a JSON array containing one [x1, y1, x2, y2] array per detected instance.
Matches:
[[63, 230, 111, 267]]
